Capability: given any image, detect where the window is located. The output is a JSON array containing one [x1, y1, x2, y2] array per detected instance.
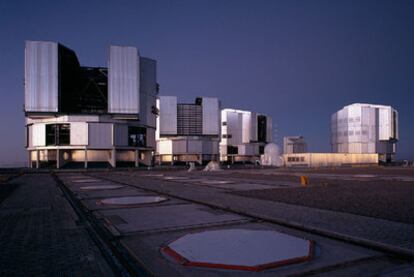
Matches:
[[227, 146, 238, 155], [128, 126, 146, 147], [259, 146, 265, 155], [46, 124, 70, 146], [222, 134, 232, 139], [222, 122, 227, 126]]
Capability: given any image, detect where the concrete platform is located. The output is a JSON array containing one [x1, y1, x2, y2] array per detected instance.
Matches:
[[97, 203, 248, 234], [121, 222, 383, 276], [73, 187, 151, 200], [81, 196, 185, 211], [162, 229, 313, 271]]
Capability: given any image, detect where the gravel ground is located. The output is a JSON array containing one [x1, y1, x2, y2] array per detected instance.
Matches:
[[234, 180, 414, 224]]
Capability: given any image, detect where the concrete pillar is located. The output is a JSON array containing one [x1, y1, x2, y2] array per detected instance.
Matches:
[[28, 151, 32, 169], [110, 148, 116, 168], [135, 149, 139, 167], [56, 149, 61, 169], [84, 148, 88, 169], [36, 150, 40, 169]]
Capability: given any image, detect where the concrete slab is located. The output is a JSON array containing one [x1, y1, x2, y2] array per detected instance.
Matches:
[[212, 183, 277, 191], [80, 185, 124, 190], [73, 187, 151, 200], [97, 204, 248, 234], [162, 229, 312, 271], [81, 196, 185, 211], [121, 222, 382, 276]]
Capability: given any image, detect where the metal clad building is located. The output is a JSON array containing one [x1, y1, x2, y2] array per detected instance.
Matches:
[[220, 109, 272, 163], [108, 46, 140, 114], [155, 96, 221, 164], [25, 41, 158, 168], [25, 41, 58, 112], [331, 103, 398, 163]]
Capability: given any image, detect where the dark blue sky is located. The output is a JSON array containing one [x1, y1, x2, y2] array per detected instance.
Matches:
[[1, 0, 413, 166]]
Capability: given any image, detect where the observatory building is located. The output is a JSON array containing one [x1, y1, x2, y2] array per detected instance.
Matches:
[[331, 103, 398, 163], [220, 109, 272, 163], [25, 41, 158, 168], [155, 96, 221, 164]]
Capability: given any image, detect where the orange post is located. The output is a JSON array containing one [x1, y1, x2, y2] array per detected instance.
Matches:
[[300, 176, 308, 187]]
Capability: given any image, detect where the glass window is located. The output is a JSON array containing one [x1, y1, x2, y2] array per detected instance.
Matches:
[[128, 126, 146, 147], [46, 124, 70, 146]]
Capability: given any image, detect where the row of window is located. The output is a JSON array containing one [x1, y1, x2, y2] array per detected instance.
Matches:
[[222, 134, 232, 139], [287, 157, 305, 162], [337, 130, 369, 136], [337, 117, 361, 123], [40, 124, 146, 147]]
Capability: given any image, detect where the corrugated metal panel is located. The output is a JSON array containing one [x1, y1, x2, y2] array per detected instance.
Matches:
[[140, 57, 157, 127], [32, 123, 46, 146], [158, 96, 177, 135], [70, 122, 88, 146], [25, 41, 58, 112], [187, 140, 202, 154], [241, 112, 251, 144], [88, 123, 112, 148], [250, 112, 258, 142], [157, 140, 173, 155], [108, 46, 140, 114], [378, 107, 391, 140], [202, 97, 220, 135], [114, 124, 128, 147], [146, 128, 156, 148], [266, 116, 273, 142]]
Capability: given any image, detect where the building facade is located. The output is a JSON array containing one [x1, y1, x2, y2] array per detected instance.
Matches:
[[220, 109, 272, 163], [155, 96, 221, 164], [25, 41, 158, 168], [283, 136, 307, 154], [284, 153, 379, 167], [331, 103, 398, 163]]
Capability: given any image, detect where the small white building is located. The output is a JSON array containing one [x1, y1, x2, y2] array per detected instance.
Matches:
[[155, 96, 221, 164], [331, 103, 398, 163], [25, 41, 158, 168], [220, 109, 272, 163]]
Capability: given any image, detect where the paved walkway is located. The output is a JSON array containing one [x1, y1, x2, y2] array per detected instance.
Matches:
[[0, 174, 113, 276], [96, 172, 414, 257]]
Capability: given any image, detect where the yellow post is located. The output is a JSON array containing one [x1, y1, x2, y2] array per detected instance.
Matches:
[[300, 176, 308, 187]]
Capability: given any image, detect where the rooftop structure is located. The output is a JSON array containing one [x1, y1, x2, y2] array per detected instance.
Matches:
[[283, 136, 307, 154], [331, 103, 398, 163], [25, 41, 158, 168], [155, 96, 221, 164], [220, 108, 272, 163]]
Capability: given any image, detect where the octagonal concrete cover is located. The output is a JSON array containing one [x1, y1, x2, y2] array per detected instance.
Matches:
[[162, 229, 313, 271], [100, 196, 168, 206]]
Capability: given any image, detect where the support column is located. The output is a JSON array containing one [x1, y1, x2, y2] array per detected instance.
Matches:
[[84, 148, 88, 169], [135, 149, 139, 167], [28, 151, 32, 169], [110, 148, 116, 168], [36, 150, 40, 169], [56, 149, 60, 169]]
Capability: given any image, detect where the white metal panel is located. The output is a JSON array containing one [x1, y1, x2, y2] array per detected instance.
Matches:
[[70, 122, 88, 146], [140, 57, 157, 127], [266, 116, 273, 142], [32, 123, 46, 146], [378, 107, 391, 140], [108, 46, 140, 114], [241, 112, 251, 144], [158, 96, 177, 135], [25, 41, 58, 112], [202, 97, 220, 135], [114, 124, 128, 147], [146, 128, 156, 148], [188, 140, 202, 154], [88, 123, 112, 148], [157, 140, 173, 155]]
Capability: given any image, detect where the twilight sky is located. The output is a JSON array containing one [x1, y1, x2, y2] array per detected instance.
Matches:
[[0, 0, 413, 166]]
